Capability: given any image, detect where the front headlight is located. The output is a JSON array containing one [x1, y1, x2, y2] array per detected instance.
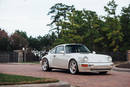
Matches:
[[107, 56, 112, 62], [83, 56, 88, 63]]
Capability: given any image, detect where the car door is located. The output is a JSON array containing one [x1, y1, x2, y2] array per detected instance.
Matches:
[[53, 46, 68, 69], [48, 47, 56, 67]]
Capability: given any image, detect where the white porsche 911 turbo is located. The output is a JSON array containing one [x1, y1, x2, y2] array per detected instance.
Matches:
[[40, 44, 113, 74]]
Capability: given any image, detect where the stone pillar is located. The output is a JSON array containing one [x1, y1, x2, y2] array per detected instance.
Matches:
[[14, 50, 24, 62], [127, 50, 130, 62], [18, 51, 24, 62]]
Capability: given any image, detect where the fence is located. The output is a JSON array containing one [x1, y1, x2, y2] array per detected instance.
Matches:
[[0, 52, 18, 63], [0, 51, 128, 63], [0, 51, 39, 63], [26, 52, 40, 62]]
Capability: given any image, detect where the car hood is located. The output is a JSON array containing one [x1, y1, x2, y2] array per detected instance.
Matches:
[[69, 53, 110, 62]]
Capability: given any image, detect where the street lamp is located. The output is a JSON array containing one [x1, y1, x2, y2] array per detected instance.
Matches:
[[22, 47, 25, 51], [22, 47, 26, 62]]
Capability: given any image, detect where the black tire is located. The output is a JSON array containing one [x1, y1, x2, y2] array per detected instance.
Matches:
[[69, 60, 79, 74], [99, 71, 108, 75], [41, 58, 51, 71]]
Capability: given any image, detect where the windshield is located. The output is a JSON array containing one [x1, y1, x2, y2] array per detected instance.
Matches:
[[65, 45, 90, 53]]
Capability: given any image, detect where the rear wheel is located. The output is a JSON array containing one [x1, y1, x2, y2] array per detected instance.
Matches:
[[41, 58, 51, 71], [69, 60, 79, 74]]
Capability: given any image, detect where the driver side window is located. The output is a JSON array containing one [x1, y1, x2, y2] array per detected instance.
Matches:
[[56, 46, 64, 54]]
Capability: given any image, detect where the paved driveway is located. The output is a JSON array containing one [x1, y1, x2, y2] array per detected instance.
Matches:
[[0, 63, 130, 87]]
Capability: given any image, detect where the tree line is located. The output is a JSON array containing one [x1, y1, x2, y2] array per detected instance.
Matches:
[[0, 0, 130, 53], [0, 29, 56, 51], [48, 0, 130, 52]]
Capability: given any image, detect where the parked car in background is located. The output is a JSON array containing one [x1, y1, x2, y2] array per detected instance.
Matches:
[[40, 44, 113, 74]]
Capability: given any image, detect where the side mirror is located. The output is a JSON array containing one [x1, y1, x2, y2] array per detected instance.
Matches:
[[60, 51, 65, 54], [92, 51, 96, 54]]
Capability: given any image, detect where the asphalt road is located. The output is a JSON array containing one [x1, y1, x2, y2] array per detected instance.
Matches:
[[0, 63, 130, 87]]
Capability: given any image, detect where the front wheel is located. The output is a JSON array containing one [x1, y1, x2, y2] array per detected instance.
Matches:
[[41, 58, 51, 71], [69, 60, 79, 74]]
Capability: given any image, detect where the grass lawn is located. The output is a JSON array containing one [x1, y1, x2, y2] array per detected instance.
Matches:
[[0, 73, 58, 85]]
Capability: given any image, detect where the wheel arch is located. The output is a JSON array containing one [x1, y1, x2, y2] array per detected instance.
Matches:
[[41, 57, 47, 62], [41, 57, 50, 66], [41, 57, 52, 71]]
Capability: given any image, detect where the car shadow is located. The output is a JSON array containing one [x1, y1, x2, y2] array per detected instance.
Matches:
[[51, 69, 112, 76]]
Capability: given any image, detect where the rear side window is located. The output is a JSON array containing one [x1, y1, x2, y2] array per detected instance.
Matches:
[[56, 46, 64, 54]]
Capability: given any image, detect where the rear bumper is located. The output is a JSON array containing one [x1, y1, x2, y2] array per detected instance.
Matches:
[[78, 62, 113, 72]]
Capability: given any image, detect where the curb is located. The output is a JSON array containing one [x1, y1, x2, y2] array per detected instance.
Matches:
[[0, 81, 70, 87], [113, 66, 130, 72]]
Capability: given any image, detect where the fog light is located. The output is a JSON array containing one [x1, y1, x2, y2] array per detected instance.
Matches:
[[81, 64, 88, 67]]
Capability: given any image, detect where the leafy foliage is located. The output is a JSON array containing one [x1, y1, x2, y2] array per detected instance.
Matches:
[[47, 0, 129, 52], [10, 31, 29, 50], [0, 29, 10, 51], [0, 0, 130, 53], [103, 0, 123, 52], [120, 4, 130, 51], [48, 3, 75, 36]]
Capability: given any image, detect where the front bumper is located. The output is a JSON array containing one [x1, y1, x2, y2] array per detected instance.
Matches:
[[78, 62, 113, 72]]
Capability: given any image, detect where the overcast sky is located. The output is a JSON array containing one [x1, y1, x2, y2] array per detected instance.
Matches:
[[0, 0, 130, 37]]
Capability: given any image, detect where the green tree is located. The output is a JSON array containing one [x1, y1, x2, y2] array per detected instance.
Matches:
[[28, 32, 57, 51], [54, 9, 101, 51], [48, 3, 74, 36], [28, 36, 41, 50], [40, 32, 57, 50], [82, 10, 101, 51], [120, 4, 130, 51], [15, 30, 28, 39], [103, 0, 123, 52], [47, 1, 128, 53], [104, 0, 117, 17], [0, 29, 10, 51], [53, 10, 84, 45], [10, 32, 29, 50]]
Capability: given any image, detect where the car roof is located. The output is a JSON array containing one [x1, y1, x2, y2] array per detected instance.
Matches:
[[56, 43, 83, 47]]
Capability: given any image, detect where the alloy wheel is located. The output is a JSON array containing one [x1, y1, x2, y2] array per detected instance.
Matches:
[[69, 60, 78, 74], [42, 59, 49, 71]]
